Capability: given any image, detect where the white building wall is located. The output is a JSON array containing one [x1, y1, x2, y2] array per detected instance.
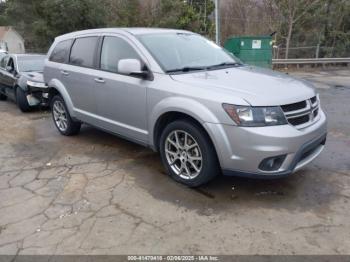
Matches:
[[2, 30, 25, 53]]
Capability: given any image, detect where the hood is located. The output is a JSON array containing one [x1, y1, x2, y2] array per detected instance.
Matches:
[[22, 72, 44, 83], [170, 66, 316, 106]]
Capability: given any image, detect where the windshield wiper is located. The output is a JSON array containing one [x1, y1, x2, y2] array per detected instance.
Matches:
[[166, 66, 206, 73], [206, 62, 242, 69], [166, 62, 242, 74]]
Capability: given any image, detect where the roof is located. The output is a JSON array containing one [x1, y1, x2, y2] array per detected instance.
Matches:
[[0, 26, 24, 42], [56, 27, 193, 41], [0, 26, 10, 39], [124, 27, 192, 35]]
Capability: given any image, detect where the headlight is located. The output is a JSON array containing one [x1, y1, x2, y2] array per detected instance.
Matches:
[[222, 104, 287, 127], [27, 80, 48, 88]]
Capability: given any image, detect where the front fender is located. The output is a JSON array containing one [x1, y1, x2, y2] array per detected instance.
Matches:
[[48, 79, 76, 117], [149, 97, 220, 147], [17, 77, 28, 92]]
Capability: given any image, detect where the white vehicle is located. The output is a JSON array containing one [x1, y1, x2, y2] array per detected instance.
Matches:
[[44, 28, 327, 187]]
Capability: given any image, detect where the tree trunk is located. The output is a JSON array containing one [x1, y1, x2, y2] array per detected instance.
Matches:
[[285, 19, 293, 59]]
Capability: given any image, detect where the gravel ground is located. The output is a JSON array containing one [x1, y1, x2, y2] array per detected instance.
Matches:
[[0, 69, 349, 256]]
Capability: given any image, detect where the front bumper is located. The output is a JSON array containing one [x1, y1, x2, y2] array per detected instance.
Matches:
[[26, 86, 49, 106], [204, 109, 327, 178]]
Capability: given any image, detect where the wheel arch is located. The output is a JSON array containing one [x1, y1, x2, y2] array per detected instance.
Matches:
[[47, 79, 76, 117], [150, 97, 220, 151], [16, 76, 29, 92]]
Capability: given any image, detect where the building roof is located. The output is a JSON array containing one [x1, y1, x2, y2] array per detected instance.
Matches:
[[0, 26, 24, 42], [0, 26, 11, 39]]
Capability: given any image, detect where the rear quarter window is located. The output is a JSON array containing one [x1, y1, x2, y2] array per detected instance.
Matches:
[[49, 39, 73, 63]]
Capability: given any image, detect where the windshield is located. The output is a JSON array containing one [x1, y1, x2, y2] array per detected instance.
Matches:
[[17, 56, 45, 72], [137, 33, 241, 73]]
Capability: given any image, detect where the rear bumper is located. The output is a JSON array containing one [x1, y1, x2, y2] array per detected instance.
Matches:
[[204, 109, 327, 178]]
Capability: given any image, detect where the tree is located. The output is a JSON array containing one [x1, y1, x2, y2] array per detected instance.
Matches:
[[272, 0, 322, 59], [1, 0, 217, 50], [187, 0, 215, 35], [3, 0, 45, 50], [105, 0, 141, 27], [0, 0, 7, 25], [320, 0, 350, 57], [34, 0, 106, 49], [2, 0, 347, 59], [132, 0, 214, 36]]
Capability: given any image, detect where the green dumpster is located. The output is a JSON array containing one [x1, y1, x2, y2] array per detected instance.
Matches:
[[224, 36, 273, 68]]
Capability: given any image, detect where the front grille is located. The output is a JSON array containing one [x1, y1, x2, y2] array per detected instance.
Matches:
[[281, 101, 307, 112], [310, 96, 317, 104], [281, 96, 320, 129], [288, 115, 309, 126]]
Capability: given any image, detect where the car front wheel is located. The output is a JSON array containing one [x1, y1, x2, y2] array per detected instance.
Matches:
[[16, 88, 31, 112], [51, 95, 81, 136], [159, 120, 220, 187]]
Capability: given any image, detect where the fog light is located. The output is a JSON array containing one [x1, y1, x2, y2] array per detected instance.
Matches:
[[259, 155, 286, 172]]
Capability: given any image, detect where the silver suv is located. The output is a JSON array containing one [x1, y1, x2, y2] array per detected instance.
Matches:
[[44, 28, 327, 187]]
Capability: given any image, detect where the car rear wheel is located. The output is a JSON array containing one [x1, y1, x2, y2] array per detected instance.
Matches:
[[159, 120, 220, 187], [51, 95, 81, 136], [16, 88, 31, 112]]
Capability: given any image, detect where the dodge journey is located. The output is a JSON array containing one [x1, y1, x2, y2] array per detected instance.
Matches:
[[44, 28, 327, 187]]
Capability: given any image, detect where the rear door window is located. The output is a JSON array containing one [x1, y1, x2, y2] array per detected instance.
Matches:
[[49, 39, 73, 63], [69, 37, 99, 68]]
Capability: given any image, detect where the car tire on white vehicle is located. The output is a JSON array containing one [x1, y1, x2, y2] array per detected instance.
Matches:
[[51, 95, 81, 136], [159, 119, 220, 187]]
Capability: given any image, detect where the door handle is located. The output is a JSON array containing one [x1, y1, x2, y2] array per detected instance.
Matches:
[[94, 77, 105, 84], [61, 70, 69, 76]]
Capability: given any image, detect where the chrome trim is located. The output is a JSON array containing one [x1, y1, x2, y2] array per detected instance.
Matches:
[[281, 96, 320, 129]]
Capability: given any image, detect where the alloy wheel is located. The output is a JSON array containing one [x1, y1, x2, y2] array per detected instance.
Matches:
[[53, 100, 68, 132], [164, 130, 203, 180]]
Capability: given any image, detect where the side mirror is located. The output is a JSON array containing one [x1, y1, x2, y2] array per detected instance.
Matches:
[[118, 59, 149, 79]]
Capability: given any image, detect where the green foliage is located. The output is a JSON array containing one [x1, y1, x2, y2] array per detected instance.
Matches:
[[104, 0, 140, 27], [149, 0, 214, 36], [3, 0, 44, 50], [319, 0, 350, 57], [0, 1, 7, 25], [1, 0, 215, 50], [0, 0, 348, 57], [35, 0, 106, 48], [153, 0, 199, 29], [272, 0, 350, 57], [2, 0, 106, 50]]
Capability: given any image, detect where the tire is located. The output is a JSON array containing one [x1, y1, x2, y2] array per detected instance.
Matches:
[[16, 88, 31, 112], [0, 93, 6, 101], [159, 119, 220, 187], [51, 95, 81, 136]]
